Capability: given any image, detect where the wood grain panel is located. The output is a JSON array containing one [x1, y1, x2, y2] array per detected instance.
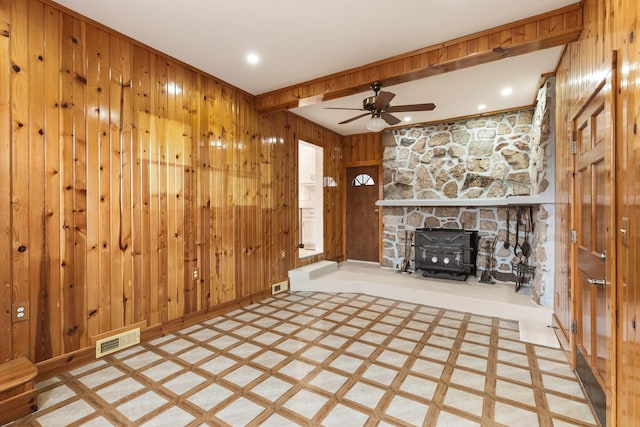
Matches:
[[0, 0, 12, 364], [27, 0, 47, 362], [343, 133, 382, 166], [2, 0, 345, 381], [555, 0, 640, 425], [42, 4, 61, 359], [10, 0, 31, 359]]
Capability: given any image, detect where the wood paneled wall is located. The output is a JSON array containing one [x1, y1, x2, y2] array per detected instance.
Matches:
[[0, 0, 344, 366], [554, 0, 640, 425], [343, 132, 382, 166]]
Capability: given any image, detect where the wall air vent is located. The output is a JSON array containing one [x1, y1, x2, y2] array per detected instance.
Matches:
[[271, 280, 289, 295], [95, 327, 140, 358]]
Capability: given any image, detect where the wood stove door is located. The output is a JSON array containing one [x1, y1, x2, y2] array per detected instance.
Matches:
[[573, 67, 615, 427], [346, 166, 379, 262]]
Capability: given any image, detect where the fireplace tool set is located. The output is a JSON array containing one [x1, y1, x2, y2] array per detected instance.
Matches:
[[479, 236, 498, 284], [399, 230, 413, 273], [512, 206, 536, 292]]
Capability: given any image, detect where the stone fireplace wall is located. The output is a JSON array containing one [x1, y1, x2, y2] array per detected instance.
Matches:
[[380, 79, 555, 306], [383, 109, 535, 200]]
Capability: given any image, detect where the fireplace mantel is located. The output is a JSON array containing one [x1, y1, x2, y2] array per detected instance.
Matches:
[[375, 194, 554, 207]]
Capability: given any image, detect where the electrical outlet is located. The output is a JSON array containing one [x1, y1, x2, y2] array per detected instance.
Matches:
[[192, 268, 199, 280], [280, 250, 286, 259], [12, 301, 30, 323]]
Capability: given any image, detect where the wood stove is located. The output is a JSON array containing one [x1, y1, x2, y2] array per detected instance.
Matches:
[[414, 228, 478, 281]]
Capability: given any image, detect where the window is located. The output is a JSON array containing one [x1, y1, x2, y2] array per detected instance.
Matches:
[[352, 173, 375, 187]]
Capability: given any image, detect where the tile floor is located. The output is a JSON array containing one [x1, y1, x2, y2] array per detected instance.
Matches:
[[6, 292, 598, 427]]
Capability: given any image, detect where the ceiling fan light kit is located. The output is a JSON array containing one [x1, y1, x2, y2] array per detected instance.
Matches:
[[366, 116, 386, 132], [327, 82, 436, 132]]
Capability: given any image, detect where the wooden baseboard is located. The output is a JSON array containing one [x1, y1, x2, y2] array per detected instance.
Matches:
[[35, 289, 273, 382]]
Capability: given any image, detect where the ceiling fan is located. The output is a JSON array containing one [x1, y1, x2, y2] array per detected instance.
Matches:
[[326, 82, 436, 131]]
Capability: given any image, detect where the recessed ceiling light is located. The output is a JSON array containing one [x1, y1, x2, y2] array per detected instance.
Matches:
[[478, 104, 487, 111], [246, 52, 260, 65], [403, 116, 412, 122], [501, 87, 513, 96]]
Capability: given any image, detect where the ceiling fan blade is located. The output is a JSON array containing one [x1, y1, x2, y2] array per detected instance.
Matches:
[[381, 112, 402, 126], [339, 112, 370, 124], [387, 103, 436, 113], [325, 107, 368, 111], [374, 91, 395, 109]]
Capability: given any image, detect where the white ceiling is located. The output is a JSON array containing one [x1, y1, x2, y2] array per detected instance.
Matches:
[[53, 0, 576, 135]]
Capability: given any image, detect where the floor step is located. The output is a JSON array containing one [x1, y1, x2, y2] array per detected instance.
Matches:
[[289, 260, 337, 290], [0, 357, 39, 425]]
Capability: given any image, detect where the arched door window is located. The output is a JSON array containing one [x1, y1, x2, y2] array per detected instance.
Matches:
[[351, 173, 375, 187]]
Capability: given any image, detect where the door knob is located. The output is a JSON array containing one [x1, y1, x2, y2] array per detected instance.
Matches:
[[600, 250, 606, 261], [587, 278, 607, 286], [374, 208, 379, 213]]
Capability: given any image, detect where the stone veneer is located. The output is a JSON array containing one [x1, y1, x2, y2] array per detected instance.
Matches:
[[383, 110, 535, 200], [381, 79, 555, 306]]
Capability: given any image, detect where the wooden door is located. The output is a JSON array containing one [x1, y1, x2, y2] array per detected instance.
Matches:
[[573, 70, 615, 427], [346, 166, 379, 262]]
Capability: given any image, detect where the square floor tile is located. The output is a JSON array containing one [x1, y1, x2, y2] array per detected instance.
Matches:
[[386, 395, 429, 425], [142, 360, 182, 382], [250, 376, 294, 401], [345, 341, 376, 358], [443, 388, 484, 417], [330, 354, 364, 374], [450, 368, 487, 391], [209, 335, 240, 350], [251, 331, 284, 346], [159, 338, 194, 354], [309, 370, 349, 393], [388, 337, 418, 353], [214, 396, 264, 426], [187, 383, 233, 411], [359, 331, 387, 344], [233, 325, 262, 337], [456, 354, 488, 372], [320, 334, 348, 349], [495, 402, 540, 426], [38, 384, 77, 411], [362, 364, 399, 387], [78, 366, 124, 389], [321, 403, 370, 427], [400, 374, 438, 400], [420, 346, 451, 362], [95, 378, 145, 404], [179, 346, 215, 364], [344, 382, 386, 409], [283, 389, 328, 419], [189, 328, 219, 342], [36, 399, 95, 427], [546, 393, 597, 424], [278, 359, 316, 380], [376, 349, 409, 367], [199, 355, 237, 374], [116, 391, 168, 422], [411, 358, 445, 378], [121, 351, 163, 370], [163, 371, 206, 395], [252, 350, 288, 369], [223, 365, 264, 387], [495, 380, 536, 406], [276, 338, 307, 354], [229, 342, 262, 358]]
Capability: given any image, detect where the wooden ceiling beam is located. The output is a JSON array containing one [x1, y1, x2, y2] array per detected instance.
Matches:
[[255, 3, 582, 113]]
